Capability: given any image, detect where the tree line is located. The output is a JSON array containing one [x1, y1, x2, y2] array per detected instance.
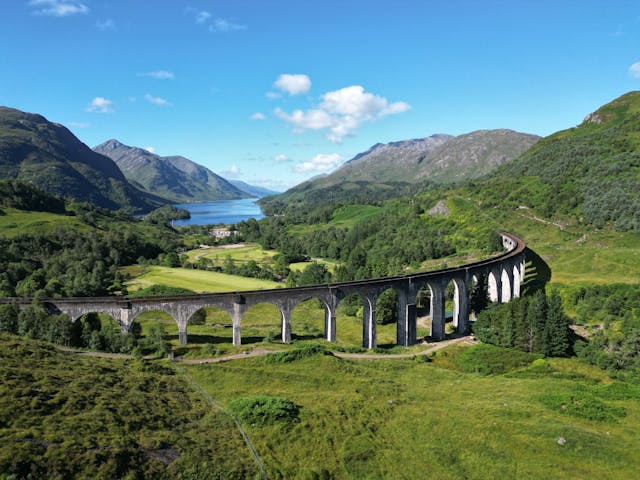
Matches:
[[473, 290, 572, 357]]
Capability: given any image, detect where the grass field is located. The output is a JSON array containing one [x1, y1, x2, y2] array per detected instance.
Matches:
[[186, 242, 279, 264], [186, 344, 640, 479], [122, 265, 280, 293], [0, 208, 86, 237]]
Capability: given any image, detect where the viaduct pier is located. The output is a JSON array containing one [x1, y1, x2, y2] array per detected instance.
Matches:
[[0, 233, 526, 349]]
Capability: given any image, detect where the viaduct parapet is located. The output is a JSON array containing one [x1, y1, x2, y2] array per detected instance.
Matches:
[[0, 233, 526, 349]]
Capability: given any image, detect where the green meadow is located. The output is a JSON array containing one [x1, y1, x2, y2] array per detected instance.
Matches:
[[0, 208, 87, 237], [186, 243, 280, 264], [185, 345, 640, 479], [122, 265, 280, 293]]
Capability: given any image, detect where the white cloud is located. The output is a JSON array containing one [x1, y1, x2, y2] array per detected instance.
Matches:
[[250, 112, 266, 121], [29, 0, 88, 16], [209, 18, 246, 33], [274, 74, 311, 95], [294, 153, 343, 173], [274, 108, 334, 131], [68, 121, 90, 128], [144, 94, 172, 107], [96, 19, 115, 31], [265, 91, 281, 100], [189, 9, 246, 33], [87, 97, 113, 113], [144, 146, 155, 154], [195, 10, 212, 24], [221, 165, 241, 178], [274, 154, 291, 163], [139, 70, 175, 80], [275, 85, 410, 143], [629, 62, 640, 78]]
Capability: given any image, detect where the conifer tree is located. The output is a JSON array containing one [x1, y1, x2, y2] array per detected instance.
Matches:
[[526, 290, 548, 353], [470, 274, 490, 318], [545, 289, 571, 357]]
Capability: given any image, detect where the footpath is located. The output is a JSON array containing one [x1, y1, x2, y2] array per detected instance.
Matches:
[[57, 335, 475, 363]]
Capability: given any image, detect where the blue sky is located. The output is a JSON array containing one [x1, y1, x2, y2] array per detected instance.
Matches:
[[2, 0, 640, 191]]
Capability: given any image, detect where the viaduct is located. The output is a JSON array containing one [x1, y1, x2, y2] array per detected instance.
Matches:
[[0, 233, 526, 349]]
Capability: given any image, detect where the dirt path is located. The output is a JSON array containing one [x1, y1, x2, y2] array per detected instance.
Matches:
[[516, 206, 565, 230], [57, 337, 474, 363], [334, 335, 474, 360]]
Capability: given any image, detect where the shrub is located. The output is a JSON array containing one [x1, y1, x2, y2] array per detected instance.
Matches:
[[452, 344, 541, 375], [228, 395, 300, 426], [264, 343, 332, 363]]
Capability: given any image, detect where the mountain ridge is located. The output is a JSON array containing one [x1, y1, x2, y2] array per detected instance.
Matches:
[[0, 106, 163, 212], [94, 139, 250, 203]]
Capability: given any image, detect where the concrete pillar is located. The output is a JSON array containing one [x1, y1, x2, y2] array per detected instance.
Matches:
[[281, 304, 292, 343], [397, 285, 417, 347], [430, 282, 446, 341], [232, 301, 245, 346], [362, 294, 377, 350], [178, 322, 188, 345], [455, 276, 470, 334], [325, 304, 337, 342], [119, 307, 132, 334]]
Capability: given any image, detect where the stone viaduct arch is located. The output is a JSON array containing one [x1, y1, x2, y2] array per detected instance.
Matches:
[[0, 233, 526, 350]]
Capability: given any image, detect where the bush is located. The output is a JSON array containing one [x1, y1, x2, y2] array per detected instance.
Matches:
[[228, 395, 300, 426], [452, 344, 541, 375], [264, 343, 332, 363]]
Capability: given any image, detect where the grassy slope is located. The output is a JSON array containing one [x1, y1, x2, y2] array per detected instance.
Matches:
[[186, 243, 279, 264], [187, 347, 640, 479], [123, 265, 280, 293], [0, 334, 256, 478], [0, 208, 87, 237]]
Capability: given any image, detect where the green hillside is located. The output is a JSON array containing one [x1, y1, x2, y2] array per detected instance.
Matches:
[[0, 107, 163, 212], [94, 139, 249, 203], [0, 334, 256, 478], [484, 91, 640, 230]]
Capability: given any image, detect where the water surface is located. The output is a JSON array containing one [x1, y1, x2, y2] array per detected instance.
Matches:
[[172, 198, 264, 226]]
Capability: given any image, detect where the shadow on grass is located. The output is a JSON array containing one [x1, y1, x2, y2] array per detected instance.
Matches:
[[523, 247, 551, 294], [292, 333, 325, 341]]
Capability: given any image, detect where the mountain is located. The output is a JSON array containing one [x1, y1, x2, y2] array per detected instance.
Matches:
[[0, 107, 163, 211], [94, 140, 249, 203], [261, 129, 540, 212], [478, 91, 640, 230], [229, 179, 279, 197], [320, 130, 539, 186]]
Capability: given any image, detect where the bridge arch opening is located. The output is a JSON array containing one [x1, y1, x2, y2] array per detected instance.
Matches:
[[131, 309, 176, 354], [241, 302, 283, 345], [415, 284, 432, 341], [512, 264, 522, 298], [488, 271, 500, 303], [173, 306, 234, 356], [291, 298, 326, 341], [73, 312, 135, 353], [335, 293, 366, 348], [375, 287, 401, 349]]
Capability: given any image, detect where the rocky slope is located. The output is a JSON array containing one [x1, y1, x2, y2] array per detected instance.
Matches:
[[94, 140, 249, 203], [320, 129, 539, 186]]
